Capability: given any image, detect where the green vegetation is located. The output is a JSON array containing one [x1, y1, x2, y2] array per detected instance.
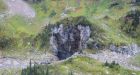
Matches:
[[120, 10, 140, 44], [104, 61, 120, 68], [129, 54, 140, 67], [29, 0, 134, 46], [0, 0, 137, 51], [0, 0, 140, 74], [34, 16, 105, 49], [21, 56, 140, 75], [0, 0, 138, 66], [0, 68, 22, 75], [0, 15, 35, 49], [0, 56, 139, 75], [0, 0, 6, 12]]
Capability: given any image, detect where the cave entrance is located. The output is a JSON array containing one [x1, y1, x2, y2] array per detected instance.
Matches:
[[50, 17, 91, 60]]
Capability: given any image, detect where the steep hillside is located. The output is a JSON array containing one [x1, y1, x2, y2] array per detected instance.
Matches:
[[1, 0, 140, 75], [21, 0, 140, 46], [1, 0, 139, 50]]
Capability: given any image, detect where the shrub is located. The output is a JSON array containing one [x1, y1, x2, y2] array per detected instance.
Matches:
[[121, 10, 140, 37], [49, 10, 56, 18], [104, 61, 120, 69], [21, 60, 50, 75], [0, 36, 12, 49], [104, 61, 109, 66]]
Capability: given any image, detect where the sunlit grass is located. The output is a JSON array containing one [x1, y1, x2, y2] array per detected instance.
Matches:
[[0, 68, 22, 75], [1, 0, 136, 46]]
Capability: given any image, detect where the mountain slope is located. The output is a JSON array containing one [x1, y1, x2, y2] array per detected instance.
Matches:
[[0, 0, 140, 75]]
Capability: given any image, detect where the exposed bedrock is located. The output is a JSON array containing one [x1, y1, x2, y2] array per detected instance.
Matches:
[[50, 24, 91, 60], [109, 44, 140, 56]]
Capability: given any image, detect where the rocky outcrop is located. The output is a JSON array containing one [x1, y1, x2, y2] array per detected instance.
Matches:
[[4, 0, 36, 18], [109, 44, 140, 56], [131, 0, 140, 6], [50, 24, 91, 59]]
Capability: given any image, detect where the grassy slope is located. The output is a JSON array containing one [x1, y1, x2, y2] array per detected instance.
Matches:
[[129, 54, 140, 67], [23, 0, 140, 73], [0, 0, 137, 66], [0, 68, 22, 75], [2, 56, 139, 75], [21, 56, 140, 75], [0, 56, 139, 75], [0, 0, 140, 74], [29, 0, 133, 45], [0, 0, 135, 50]]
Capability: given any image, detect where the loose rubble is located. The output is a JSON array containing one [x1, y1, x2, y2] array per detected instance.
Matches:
[[0, 53, 58, 69], [84, 50, 140, 71]]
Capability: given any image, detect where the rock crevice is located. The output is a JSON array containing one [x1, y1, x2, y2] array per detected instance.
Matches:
[[50, 24, 91, 59]]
